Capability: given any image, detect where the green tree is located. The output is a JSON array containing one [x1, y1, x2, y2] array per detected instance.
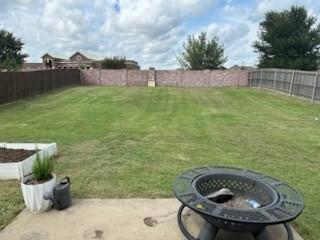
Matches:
[[254, 6, 320, 71], [0, 29, 28, 71], [177, 32, 227, 70], [101, 56, 126, 69]]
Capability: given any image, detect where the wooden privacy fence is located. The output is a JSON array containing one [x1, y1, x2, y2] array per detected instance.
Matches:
[[0, 69, 80, 104], [248, 68, 320, 102]]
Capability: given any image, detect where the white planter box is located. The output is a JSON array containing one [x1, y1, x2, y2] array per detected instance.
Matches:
[[21, 174, 56, 213], [0, 143, 58, 180]]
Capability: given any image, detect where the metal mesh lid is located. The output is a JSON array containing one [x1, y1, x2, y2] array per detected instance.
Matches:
[[173, 166, 304, 224]]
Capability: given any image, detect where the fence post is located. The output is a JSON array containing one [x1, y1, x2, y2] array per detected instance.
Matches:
[[237, 70, 240, 87], [205, 70, 210, 87], [273, 69, 278, 90], [250, 71, 254, 87], [148, 67, 156, 87], [126, 69, 128, 86], [259, 70, 263, 88], [252, 71, 255, 87], [288, 70, 295, 96], [99, 65, 102, 87], [311, 72, 318, 102]]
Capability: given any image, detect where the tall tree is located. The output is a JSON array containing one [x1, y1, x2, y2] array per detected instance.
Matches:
[[254, 6, 320, 71], [0, 29, 28, 71], [101, 56, 126, 69], [177, 32, 227, 70]]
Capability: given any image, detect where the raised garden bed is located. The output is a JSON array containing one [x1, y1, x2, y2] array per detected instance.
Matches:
[[0, 143, 58, 180], [0, 148, 37, 163]]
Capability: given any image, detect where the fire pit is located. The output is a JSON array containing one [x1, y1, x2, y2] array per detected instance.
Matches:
[[173, 166, 304, 240]]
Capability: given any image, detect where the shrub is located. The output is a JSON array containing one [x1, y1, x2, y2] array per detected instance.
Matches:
[[101, 56, 126, 69]]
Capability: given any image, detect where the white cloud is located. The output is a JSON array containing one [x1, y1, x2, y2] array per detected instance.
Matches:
[[1, 0, 320, 69], [207, 23, 250, 44], [203, 2, 258, 67], [0, 0, 215, 69], [257, 0, 298, 15], [98, 0, 213, 68], [204, 0, 320, 67]]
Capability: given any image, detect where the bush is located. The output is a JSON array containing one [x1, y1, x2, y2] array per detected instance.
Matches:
[[101, 56, 126, 69], [32, 155, 54, 181], [177, 32, 227, 70]]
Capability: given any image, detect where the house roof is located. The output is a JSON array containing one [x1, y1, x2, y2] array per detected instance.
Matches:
[[40, 51, 139, 67], [41, 53, 66, 61], [41, 53, 52, 58], [229, 65, 255, 70], [229, 64, 240, 69], [69, 51, 96, 61]]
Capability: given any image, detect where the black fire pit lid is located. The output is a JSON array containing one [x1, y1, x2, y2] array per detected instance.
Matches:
[[173, 166, 304, 224]]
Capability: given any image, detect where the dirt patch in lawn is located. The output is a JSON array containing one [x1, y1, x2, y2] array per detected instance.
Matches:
[[0, 148, 37, 163]]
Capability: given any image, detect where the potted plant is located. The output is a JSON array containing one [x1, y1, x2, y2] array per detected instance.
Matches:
[[21, 155, 56, 213]]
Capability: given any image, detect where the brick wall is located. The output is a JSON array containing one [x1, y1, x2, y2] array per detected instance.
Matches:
[[81, 69, 248, 87], [182, 70, 207, 87], [127, 70, 149, 86], [81, 69, 127, 86], [155, 70, 182, 87]]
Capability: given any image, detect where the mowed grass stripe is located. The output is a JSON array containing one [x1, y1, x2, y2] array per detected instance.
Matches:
[[0, 87, 319, 239]]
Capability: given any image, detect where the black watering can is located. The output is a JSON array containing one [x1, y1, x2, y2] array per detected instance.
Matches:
[[44, 177, 72, 210]]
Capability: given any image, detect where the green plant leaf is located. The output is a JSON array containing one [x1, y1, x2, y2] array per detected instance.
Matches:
[[31, 153, 54, 181]]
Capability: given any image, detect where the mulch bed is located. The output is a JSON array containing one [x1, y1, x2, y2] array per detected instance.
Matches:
[[0, 147, 37, 163]]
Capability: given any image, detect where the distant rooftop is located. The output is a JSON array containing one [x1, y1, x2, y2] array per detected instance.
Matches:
[[229, 65, 255, 70], [24, 51, 140, 70]]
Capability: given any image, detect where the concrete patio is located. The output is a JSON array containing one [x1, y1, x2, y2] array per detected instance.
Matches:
[[0, 199, 303, 240]]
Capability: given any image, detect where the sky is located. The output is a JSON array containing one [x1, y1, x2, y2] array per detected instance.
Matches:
[[1, 0, 320, 69]]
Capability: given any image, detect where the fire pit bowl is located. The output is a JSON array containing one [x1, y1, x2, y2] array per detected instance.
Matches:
[[173, 166, 304, 240]]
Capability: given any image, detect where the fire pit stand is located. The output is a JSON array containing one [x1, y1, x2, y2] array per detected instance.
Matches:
[[173, 167, 304, 240]]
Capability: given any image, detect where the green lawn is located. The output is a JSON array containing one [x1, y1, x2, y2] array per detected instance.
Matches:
[[0, 87, 319, 239]]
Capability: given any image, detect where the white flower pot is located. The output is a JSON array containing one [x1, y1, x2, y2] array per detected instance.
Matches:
[[21, 174, 56, 213]]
